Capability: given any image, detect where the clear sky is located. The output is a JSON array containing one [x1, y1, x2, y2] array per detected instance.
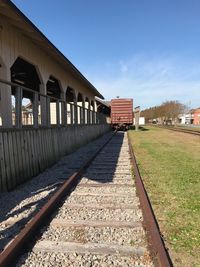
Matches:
[[11, 0, 200, 109]]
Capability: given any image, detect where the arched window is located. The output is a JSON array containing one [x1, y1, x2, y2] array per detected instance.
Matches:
[[47, 75, 61, 99], [46, 75, 62, 125], [66, 87, 76, 124], [10, 57, 42, 127], [77, 93, 84, 124], [85, 97, 90, 124], [11, 57, 41, 92], [90, 100, 95, 124]]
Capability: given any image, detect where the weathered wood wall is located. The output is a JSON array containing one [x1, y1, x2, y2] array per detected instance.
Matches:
[[0, 125, 110, 192], [0, 14, 96, 99]]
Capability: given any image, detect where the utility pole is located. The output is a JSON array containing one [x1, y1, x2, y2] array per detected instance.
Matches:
[[134, 106, 140, 131]]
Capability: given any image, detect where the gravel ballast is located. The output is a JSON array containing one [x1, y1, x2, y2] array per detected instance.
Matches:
[[6, 132, 154, 266]]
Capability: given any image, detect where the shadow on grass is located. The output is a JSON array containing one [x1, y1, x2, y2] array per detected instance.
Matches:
[[129, 126, 149, 131]]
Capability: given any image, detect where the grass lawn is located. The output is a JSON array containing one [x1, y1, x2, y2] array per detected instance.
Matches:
[[129, 126, 200, 267]]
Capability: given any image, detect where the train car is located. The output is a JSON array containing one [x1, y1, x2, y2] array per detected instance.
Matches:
[[111, 98, 133, 130]]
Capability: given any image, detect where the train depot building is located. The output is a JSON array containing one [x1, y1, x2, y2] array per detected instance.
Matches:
[[0, 1, 110, 191]]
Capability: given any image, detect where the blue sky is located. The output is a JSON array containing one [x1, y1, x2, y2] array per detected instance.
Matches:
[[11, 0, 200, 109]]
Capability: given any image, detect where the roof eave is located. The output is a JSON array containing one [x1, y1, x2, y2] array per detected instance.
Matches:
[[5, 0, 104, 99]]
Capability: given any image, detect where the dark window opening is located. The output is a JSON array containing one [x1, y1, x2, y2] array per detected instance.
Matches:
[[66, 87, 75, 102], [11, 57, 41, 99], [47, 75, 61, 100]]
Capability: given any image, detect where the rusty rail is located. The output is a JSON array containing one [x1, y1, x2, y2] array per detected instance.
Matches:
[[127, 132, 173, 267], [152, 125, 200, 136], [0, 132, 115, 267], [165, 127, 200, 136]]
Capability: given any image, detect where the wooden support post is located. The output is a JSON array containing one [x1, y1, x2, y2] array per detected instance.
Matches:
[[33, 92, 38, 128], [39, 84, 47, 127], [0, 85, 12, 127], [90, 110, 93, 124], [82, 101, 85, 124], [61, 101, 66, 126], [79, 106, 81, 124], [0, 67, 12, 128], [88, 107, 91, 125], [94, 100, 97, 124], [80, 106, 84, 124], [65, 103, 68, 125], [74, 101, 78, 125], [46, 97, 50, 126], [70, 103, 73, 125], [84, 108, 87, 124], [60, 92, 66, 126], [40, 96, 47, 126], [15, 87, 22, 128], [56, 99, 60, 126], [77, 105, 80, 124]]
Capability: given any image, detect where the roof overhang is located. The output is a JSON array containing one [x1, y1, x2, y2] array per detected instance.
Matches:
[[95, 97, 111, 108], [0, 0, 104, 99]]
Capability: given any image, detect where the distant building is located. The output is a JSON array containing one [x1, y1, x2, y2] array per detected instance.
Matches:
[[193, 108, 200, 125], [178, 113, 192, 124], [178, 108, 200, 125]]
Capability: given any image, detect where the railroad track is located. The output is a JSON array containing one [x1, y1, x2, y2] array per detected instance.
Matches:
[[0, 132, 172, 267], [153, 125, 200, 136]]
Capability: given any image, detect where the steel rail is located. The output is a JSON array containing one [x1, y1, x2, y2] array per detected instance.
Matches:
[[152, 125, 200, 136], [0, 132, 115, 267], [127, 132, 173, 267], [165, 127, 200, 136]]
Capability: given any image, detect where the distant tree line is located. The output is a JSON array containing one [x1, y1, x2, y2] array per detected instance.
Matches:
[[141, 100, 188, 124]]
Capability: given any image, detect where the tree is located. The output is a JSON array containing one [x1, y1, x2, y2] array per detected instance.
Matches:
[[141, 100, 188, 124]]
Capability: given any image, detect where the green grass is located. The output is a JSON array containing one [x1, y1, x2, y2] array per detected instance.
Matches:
[[129, 126, 200, 267]]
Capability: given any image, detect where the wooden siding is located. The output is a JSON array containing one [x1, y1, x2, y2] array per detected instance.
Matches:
[[0, 15, 95, 99], [0, 125, 110, 192]]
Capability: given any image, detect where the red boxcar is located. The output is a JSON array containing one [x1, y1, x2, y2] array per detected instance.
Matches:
[[111, 98, 133, 130]]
